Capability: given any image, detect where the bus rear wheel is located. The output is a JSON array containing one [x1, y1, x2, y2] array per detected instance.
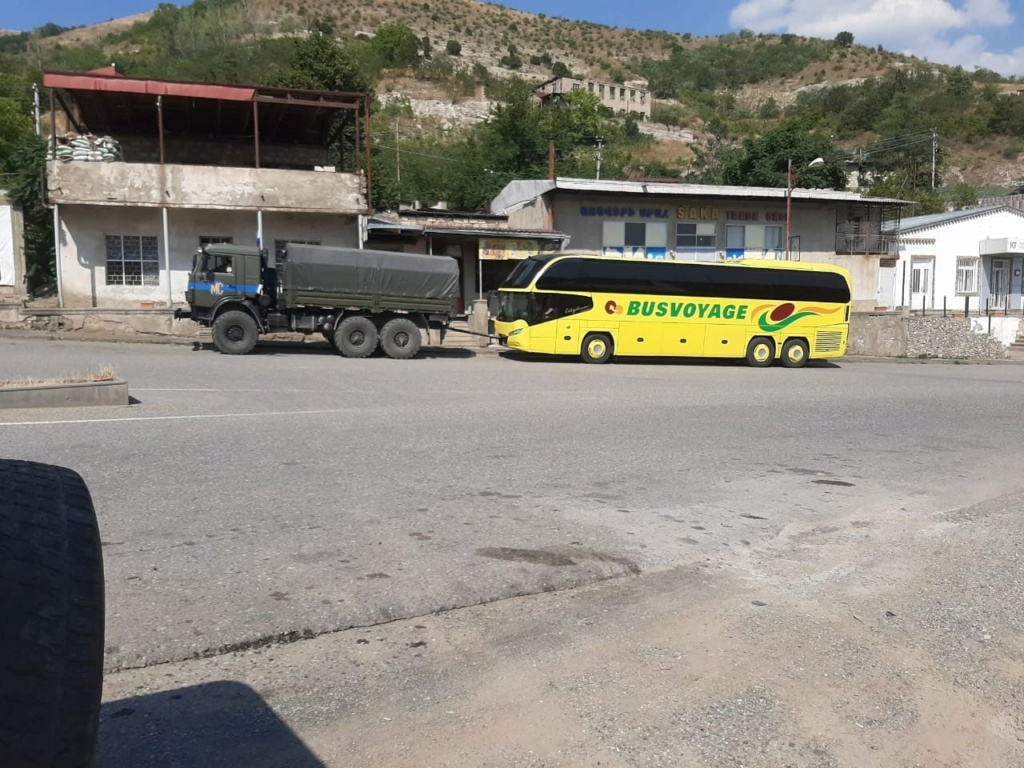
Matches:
[[781, 338, 809, 368], [581, 333, 613, 364], [745, 337, 775, 368]]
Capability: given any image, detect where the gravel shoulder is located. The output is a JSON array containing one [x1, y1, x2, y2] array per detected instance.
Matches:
[[97, 484, 1024, 767]]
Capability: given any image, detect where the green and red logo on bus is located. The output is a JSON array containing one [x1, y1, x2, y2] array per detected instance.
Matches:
[[752, 302, 842, 332]]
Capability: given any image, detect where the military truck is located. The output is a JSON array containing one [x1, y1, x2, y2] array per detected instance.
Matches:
[[180, 243, 460, 358]]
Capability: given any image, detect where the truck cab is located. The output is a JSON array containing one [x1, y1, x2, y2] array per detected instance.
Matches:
[[185, 244, 269, 324]]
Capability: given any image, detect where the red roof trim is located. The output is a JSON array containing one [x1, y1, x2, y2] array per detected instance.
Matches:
[[42, 71, 256, 102]]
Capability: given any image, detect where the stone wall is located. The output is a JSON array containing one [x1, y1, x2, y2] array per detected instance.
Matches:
[[907, 317, 1009, 359]]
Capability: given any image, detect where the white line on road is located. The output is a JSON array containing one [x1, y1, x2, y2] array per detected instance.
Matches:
[[0, 408, 350, 427]]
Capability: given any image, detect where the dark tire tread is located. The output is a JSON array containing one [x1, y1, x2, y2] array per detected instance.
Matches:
[[0, 460, 105, 768]]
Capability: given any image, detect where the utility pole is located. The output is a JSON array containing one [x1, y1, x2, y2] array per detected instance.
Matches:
[[595, 137, 604, 180], [395, 121, 401, 188], [931, 128, 937, 190]]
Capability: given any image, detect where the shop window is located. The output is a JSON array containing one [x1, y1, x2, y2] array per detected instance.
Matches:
[[675, 223, 717, 261], [603, 221, 668, 259]]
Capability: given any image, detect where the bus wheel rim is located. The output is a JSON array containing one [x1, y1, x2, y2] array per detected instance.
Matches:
[[755, 344, 770, 361], [589, 340, 605, 356], [789, 345, 804, 362]]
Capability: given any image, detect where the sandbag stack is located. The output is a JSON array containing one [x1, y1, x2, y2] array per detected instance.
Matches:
[[46, 133, 123, 163]]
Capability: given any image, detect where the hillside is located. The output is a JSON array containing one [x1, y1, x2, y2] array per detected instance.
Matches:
[[7, 0, 1024, 192]]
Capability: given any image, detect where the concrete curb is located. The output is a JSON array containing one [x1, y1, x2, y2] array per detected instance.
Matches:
[[0, 379, 131, 409]]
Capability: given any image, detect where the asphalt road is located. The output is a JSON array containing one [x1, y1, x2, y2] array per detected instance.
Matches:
[[3, 336, 1024, 675]]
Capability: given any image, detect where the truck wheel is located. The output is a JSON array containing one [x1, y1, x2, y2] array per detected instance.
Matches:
[[212, 310, 258, 355], [379, 318, 422, 359], [334, 316, 379, 358], [0, 460, 105, 768]]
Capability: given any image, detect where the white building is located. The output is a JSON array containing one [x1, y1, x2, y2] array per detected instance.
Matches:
[[0, 192, 25, 300], [42, 69, 369, 313], [491, 177, 906, 311], [890, 205, 1024, 314]]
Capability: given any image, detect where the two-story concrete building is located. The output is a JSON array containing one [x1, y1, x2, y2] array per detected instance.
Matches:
[[42, 69, 370, 315], [533, 77, 651, 121], [490, 177, 906, 311]]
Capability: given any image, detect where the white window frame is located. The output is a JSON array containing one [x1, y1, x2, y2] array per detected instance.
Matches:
[[955, 257, 979, 295], [105, 234, 159, 287]]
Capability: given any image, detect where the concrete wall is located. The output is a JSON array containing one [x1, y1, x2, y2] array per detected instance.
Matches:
[[57, 205, 358, 308], [847, 312, 908, 357], [0, 194, 25, 296], [846, 313, 1018, 358], [48, 161, 366, 213], [116, 136, 327, 168]]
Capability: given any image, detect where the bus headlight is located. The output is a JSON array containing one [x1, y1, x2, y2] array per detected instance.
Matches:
[[509, 328, 524, 337]]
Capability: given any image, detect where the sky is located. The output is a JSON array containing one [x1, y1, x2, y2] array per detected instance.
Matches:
[[3, 0, 1023, 76]]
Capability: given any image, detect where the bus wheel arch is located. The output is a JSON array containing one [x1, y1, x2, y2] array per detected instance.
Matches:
[[745, 336, 776, 368], [581, 332, 614, 364], [781, 337, 810, 368]]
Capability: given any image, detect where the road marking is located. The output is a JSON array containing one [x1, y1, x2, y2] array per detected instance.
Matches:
[[0, 408, 350, 427]]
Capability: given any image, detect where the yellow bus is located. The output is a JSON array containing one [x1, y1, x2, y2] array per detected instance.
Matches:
[[493, 253, 852, 367]]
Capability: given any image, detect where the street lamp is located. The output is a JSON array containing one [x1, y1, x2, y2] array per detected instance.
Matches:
[[785, 157, 825, 260]]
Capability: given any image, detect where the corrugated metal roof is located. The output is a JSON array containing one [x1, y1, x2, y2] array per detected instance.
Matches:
[[43, 71, 256, 102], [887, 205, 1024, 233], [490, 177, 908, 214]]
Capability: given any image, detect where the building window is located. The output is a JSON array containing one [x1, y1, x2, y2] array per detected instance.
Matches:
[[199, 235, 233, 247], [619, 87, 626, 100], [956, 257, 979, 294], [603, 221, 668, 259], [105, 235, 159, 286], [675, 223, 717, 260], [764, 226, 784, 252]]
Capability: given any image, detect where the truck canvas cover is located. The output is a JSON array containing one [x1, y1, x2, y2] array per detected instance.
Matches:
[[282, 244, 460, 301]]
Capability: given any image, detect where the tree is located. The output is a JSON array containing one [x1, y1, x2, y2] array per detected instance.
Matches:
[[8, 136, 55, 294], [721, 123, 846, 189], [445, 39, 461, 56], [500, 44, 523, 70], [371, 22, 421, 68], [551, 61, 571, 78], [834, 31, 854, 48], [272, 33, 371, 94]]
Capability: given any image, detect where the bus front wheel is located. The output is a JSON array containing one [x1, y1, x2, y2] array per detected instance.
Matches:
[[745, 337, 775, 368], [781, 338, 809, 368], [581, 333, 613, 364]]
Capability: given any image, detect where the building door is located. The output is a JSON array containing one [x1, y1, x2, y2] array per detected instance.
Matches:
[[877, 258, 897, 309], [990, 258, 1010, 312], [910, 258, 933, 311]]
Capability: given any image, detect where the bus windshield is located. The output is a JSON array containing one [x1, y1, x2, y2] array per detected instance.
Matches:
[[502, 258, 547, 289]]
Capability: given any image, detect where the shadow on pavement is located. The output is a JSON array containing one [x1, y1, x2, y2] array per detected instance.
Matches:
[[96, 680, 325, 768], [497, 350, 840, 368], [193, 340, 478, 359]]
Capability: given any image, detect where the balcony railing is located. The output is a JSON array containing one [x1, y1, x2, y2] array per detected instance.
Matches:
[[834, 233, 898, 256]]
